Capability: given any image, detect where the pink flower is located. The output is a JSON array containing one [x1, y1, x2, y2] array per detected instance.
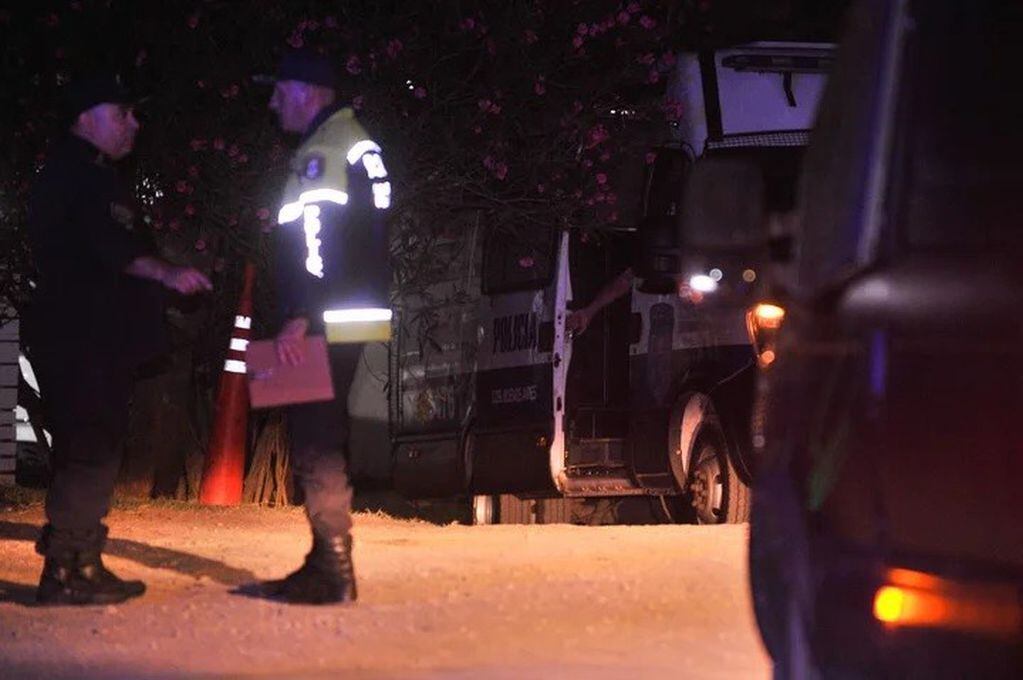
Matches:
[[518, 256, 534, 269], [187, 165, 199, 178], [194, 238, 205, 251], [536, 183, 546, 194], [596, 173, 608, 185], [472, 125, 482, 135], [287, 34, 304, 49], [482, 155, 496, 170], [236, 154, 249, 164], [572, 101, 584, 115], [213, 258, 226, 272], [637, 52, 655, 65], [647, 69, 660, 84], [413, 86, 427, 99], [608, 210, 619, 223], [478, 98, 492, 112], [169, 220, 181, 232], [228, 144, 239, 158], [352, 95, 365, 111], [493, 162, 508, 180], [185, 204, 197, 217], [175, 180, 190, 194], [640, 15, 657, 30], [600, 151, 610, 162], [385, 39, 403, 59], [324, 16, 338, 29], [346, 55, 362, 75], [576, 23, 589, 35], [534, 77, 546, 96], [459, 17, 476, 31], [586, 124, 610, 148], [523, 29, 538, 44], [660, 51, 677, 67], [627, 2, 642, 13], [572, 35, 584, 49], [257, 208, 270, 221], [645, 151, 658, 165], [582, 159, 593, 169], [607, 193, 618, 205], [187, 13, 199, 29], [485, 38, 497, 56], [663, 99, 684, 121], [617, 11, 631, 25], [189, 138, 207, 152], [213, 138, 225, 151]]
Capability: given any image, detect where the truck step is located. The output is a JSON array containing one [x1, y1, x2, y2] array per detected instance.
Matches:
[[567, 437, 626, 467]]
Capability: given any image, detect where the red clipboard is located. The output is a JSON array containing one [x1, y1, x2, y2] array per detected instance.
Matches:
[[246, 335, 335, 408]]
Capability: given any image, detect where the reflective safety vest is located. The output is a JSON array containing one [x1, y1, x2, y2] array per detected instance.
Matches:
[[276, 107, 392, 344]]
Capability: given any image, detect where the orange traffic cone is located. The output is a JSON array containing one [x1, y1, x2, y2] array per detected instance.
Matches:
[[199, 262, 255, 505]]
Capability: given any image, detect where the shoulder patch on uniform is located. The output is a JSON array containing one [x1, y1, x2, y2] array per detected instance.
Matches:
[[110, 202, 135, 229], [302, 154, 326, 180]]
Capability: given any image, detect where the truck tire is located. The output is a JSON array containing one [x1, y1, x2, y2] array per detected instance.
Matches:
[[687, 419, 751, 524]]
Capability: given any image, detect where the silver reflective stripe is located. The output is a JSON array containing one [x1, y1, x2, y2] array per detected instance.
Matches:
[[372, 181, 391, 209], [224, 359, 246, 374], [235, 315, 252, 329], [229, 338, 249, 352], [362, 152, 388, 179], [346, 139, 382, 165], [303, 205, 324, 278], [277, 188, 350, 225], [323, 308, 393, 323]]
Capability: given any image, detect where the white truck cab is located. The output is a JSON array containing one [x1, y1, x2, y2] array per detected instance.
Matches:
[[390, 41, 833, 524]]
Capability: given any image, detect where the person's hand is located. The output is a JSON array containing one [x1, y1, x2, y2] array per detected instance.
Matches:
[[161, 266, 212, 295], [275, 317, 309, 366], [566, 308, 593, 337]]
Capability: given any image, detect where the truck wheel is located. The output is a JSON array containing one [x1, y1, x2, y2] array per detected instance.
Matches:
[[471, 494, 539, 524], [687, 420, 751, 524], [471, 495, 497, 525]]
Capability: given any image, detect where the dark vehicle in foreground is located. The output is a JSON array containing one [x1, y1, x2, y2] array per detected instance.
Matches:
[[741, 0, 1023, 676]]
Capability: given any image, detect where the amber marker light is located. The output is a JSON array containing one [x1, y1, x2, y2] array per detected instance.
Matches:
[[746, 303, 786, 367], [872, 568, 1023, 639]]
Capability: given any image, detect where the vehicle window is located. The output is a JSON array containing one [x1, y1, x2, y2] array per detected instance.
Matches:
[[481, 226, 556, 294], [901, 1, 1023, 249]]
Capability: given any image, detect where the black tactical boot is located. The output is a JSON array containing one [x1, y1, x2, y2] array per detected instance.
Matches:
[[261, 534, 357, 604], [35, 525, 146, 606]]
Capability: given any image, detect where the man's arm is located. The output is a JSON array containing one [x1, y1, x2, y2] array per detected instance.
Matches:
[[566, 267, 635, 336], [124, 256, 212, 295]]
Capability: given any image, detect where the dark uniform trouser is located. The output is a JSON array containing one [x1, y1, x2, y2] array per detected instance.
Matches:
[[286, 343, 363, 539], [34, 349, 133, 532]]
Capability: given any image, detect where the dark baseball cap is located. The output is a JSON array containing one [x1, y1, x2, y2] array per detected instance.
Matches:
[[63, 73, 133, 121], [254, 49, 339, 89]]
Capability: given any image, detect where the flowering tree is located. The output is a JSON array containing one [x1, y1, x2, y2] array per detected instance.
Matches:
[[3, 0, 848, 497]]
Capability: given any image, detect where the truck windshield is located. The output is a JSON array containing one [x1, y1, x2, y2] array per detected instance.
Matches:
[[902, 1, 1023, 249]]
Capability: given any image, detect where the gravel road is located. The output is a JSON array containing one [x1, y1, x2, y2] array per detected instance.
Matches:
[[0, 499, 769, 679]]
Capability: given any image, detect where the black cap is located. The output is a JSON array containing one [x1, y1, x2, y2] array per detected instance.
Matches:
[[272, 50, 339, 89], [63, 73, 132, 121]]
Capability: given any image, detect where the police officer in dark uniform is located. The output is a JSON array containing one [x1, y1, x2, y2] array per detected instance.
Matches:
[[27, 74, 211, 606], [259, 51, 392, 604]]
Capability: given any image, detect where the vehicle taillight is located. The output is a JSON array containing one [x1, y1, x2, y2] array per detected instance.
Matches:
[[746, 303, 786, 367], [873, 568, 1022, 639]]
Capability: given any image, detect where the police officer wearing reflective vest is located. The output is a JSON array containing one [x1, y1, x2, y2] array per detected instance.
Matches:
[[27, 74, 211, 605], [260, 51, 391, 604]]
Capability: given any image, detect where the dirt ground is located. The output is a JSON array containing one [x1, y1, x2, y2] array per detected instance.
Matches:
[[0, 492, 770, 679]]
